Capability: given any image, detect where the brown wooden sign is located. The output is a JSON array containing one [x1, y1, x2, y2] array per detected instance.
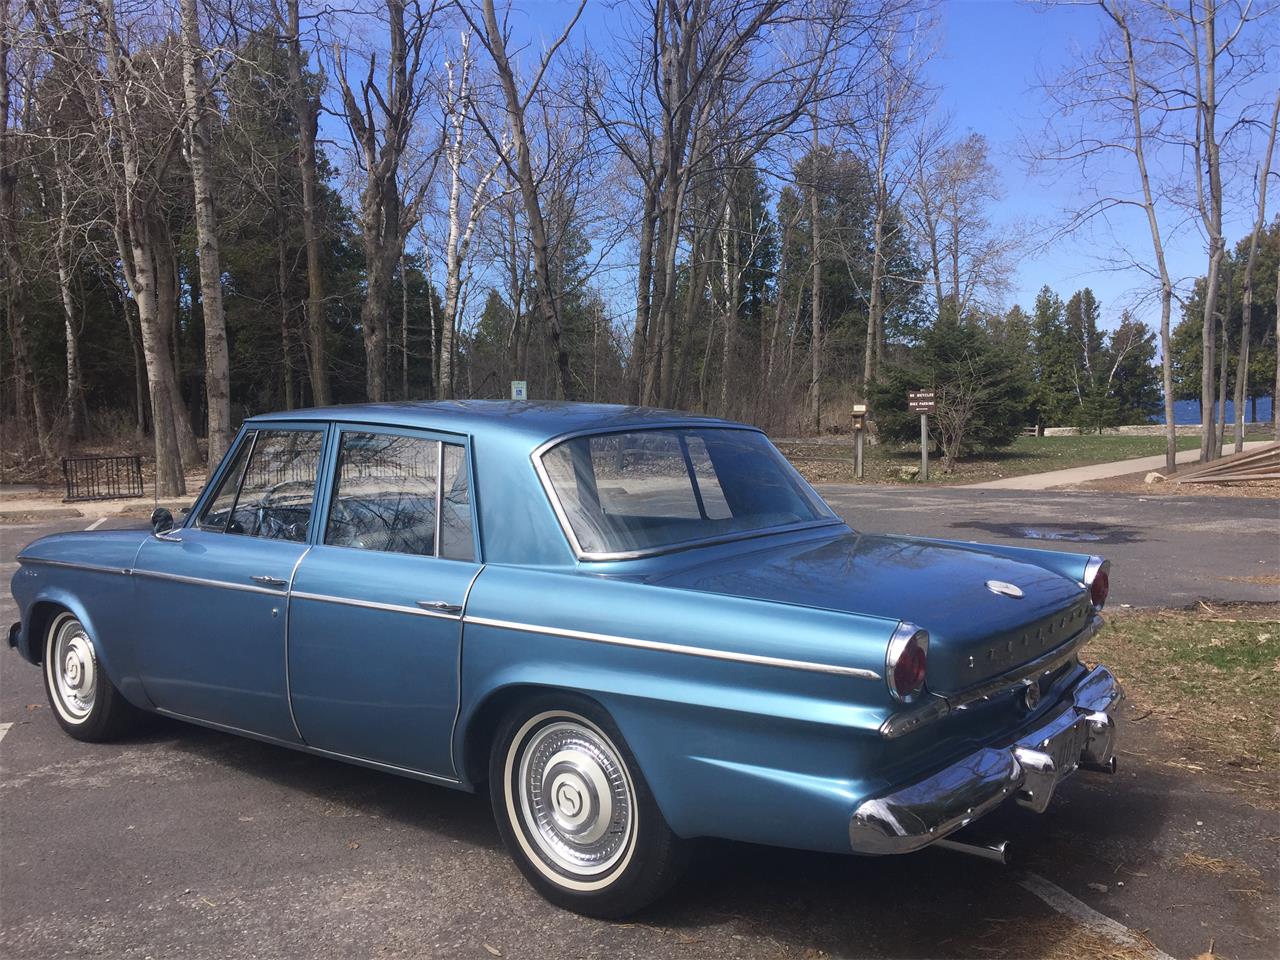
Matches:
[[907, 390, 936, 414]]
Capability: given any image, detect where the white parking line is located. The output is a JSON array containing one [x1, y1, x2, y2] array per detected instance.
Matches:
[[0, 722, 12, 744], [85, 517, 107, 531], [1019, 872, 1175, 960]]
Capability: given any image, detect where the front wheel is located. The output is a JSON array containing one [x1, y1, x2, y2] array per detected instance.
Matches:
[[43, 612, 142, 742], [489, 695, 688, 918]]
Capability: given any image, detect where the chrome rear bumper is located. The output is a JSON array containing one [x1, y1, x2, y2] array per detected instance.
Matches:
[[848, 664, 1123, 855]]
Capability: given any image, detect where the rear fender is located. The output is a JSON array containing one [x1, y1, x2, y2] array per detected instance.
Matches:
[[455, 624, 893, 855]]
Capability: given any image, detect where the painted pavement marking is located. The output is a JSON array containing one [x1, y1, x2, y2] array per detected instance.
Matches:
[[0, 722, 12, 744], [85, 517, 107, 531], [1019, 871, 1176, 960]]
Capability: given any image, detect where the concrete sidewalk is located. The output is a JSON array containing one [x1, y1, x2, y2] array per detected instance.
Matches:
[[0, 492, 197, 522], [965, 439, 1273, 490]]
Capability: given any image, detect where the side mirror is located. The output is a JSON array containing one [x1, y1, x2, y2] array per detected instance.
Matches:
[[151, 507, 175, 535]]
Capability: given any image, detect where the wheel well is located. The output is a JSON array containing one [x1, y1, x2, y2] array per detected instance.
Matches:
[[461, 684, 605, 786], [23, 601, 71, 665]]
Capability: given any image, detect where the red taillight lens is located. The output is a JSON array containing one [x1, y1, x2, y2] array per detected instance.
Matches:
[[1090, 568, 1109, 609], [887, 625, 929, 702]]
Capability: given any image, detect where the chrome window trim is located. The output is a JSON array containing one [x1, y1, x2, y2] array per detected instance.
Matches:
[[289, 590, 461, 621], [529, 423, 842, 562], [464, 614, 881, 680]]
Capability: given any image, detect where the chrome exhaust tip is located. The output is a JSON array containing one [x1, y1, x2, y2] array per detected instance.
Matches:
[[933, 837, 1014, 866]]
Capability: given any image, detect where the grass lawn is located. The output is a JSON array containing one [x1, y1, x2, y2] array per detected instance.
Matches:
[[778, 433, 1206, 485], [1087, 604, 1280, 784]]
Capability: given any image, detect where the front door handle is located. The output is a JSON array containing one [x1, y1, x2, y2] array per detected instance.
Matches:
[[251, 575, 288, 589], [417, 600, 463, 614]]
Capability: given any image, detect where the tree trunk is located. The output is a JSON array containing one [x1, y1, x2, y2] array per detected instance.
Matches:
[[480, 0, 575, 401], [277, 228, 294, 410], [631, 186, 657, 405], [1234, 92, 1278, 451], [180, 0, 230, 470], [1197, 1, 1223, 463], [808, 113, 822, 432], [53, 183, 85, 441], [152, 223, 200, 470], [284, 0, 330, 407]]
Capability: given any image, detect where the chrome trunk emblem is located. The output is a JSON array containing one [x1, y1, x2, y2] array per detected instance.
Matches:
[[986, 580, 1024, 599]]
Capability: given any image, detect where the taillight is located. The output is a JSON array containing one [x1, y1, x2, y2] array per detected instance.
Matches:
[[1084, 557, 1110, 610], [886, 623, 929, 702]]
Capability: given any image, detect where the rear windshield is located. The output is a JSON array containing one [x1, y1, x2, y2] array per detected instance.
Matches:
[[539, 428, 836, 557]]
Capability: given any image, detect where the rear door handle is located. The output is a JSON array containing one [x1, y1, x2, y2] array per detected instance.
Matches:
[[417, 600, 463, 614], [251, 575, 288, 589]]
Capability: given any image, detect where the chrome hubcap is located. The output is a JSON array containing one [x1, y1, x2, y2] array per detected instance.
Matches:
[[517, 718, 634, 878], [51, 619, 97, 720]]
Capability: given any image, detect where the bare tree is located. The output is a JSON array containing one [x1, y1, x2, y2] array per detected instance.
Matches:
[[1035, 0, 1183, 472], [459, 0, 586, 400], [179, 0, 230, 468], [436, 30, 499, 398], [1232, 90, 1278, 451], [277, 0, 330, 405], [335, 0, 441, 402]]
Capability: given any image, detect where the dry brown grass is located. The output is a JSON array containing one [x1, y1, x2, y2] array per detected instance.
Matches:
[[1086, 604, 1280, 801]]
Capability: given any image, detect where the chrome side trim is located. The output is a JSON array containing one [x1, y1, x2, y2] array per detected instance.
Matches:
[[464, 614, 881, 680], [15, 556, 130, 577], [289, 590, 462, 621], [879, 615, 1102, 739], [155, 708, 463, 787], [131, 567, 284, 596], [283, 546, 312, 742]]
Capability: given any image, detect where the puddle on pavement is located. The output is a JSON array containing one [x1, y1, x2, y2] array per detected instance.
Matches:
[[951, 521, 1141, 545]]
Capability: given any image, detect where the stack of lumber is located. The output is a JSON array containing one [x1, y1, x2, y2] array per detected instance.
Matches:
[[1169, 443, 1280, 483]]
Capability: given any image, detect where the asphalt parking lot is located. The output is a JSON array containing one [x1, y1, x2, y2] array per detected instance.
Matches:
[[2, 493, 1277, 960]]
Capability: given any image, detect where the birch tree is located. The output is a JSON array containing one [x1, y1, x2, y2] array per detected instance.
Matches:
[[179, 0, 230, 468], [436, 31, 499, 398], [1233, 91, 1278, 451]]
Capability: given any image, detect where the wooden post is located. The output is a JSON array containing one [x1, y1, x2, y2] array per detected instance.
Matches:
[[920, 413, 929, 482], [855, 429, 864, 479]]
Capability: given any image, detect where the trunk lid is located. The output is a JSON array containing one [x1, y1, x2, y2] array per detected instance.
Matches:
[[648, 530, 1093, 694]]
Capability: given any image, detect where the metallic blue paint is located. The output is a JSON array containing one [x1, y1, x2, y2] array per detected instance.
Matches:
[[10, 401, 1119, 857]]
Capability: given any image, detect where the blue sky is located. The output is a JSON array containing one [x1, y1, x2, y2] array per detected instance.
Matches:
[[928, 0, 1266, 329]]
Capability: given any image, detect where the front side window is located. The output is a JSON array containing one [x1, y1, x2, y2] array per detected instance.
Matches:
[[540, 428, 835, 557], [200, 429, 324, 541], [325, 432, 475, 560]]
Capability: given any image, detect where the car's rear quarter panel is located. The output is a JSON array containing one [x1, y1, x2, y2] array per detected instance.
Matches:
[[456, 564, 906, 852]]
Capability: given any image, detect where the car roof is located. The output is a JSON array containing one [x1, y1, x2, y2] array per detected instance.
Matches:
[[244, 400, 749, 450]]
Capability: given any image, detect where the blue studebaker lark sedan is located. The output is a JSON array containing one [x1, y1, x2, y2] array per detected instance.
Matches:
[[9, 401, 1122, 917]]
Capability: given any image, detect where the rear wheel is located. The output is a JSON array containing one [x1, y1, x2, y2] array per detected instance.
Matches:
[[43, 613, 141, 742], [489, 694, 687, 918]]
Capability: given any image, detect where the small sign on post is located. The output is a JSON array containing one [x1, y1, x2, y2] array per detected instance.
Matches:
[[907, 390, 935, 482], [851, 404, 868, 480], [511, 380, 528, 401]]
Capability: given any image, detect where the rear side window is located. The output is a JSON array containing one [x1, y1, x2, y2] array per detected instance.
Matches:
[[540, 428, 833, 557], [200, 429, 324, 541], [325, 432, 475, 560]]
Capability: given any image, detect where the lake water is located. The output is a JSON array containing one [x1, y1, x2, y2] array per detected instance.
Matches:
[[1158, 397, 1274, 424]]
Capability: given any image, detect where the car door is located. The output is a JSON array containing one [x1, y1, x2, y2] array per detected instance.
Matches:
[[133, 425, 327, 742], [286, 426, 482, 778]]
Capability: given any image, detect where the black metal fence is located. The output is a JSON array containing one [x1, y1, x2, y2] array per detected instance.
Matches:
[[62, 455, 145, 502]]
